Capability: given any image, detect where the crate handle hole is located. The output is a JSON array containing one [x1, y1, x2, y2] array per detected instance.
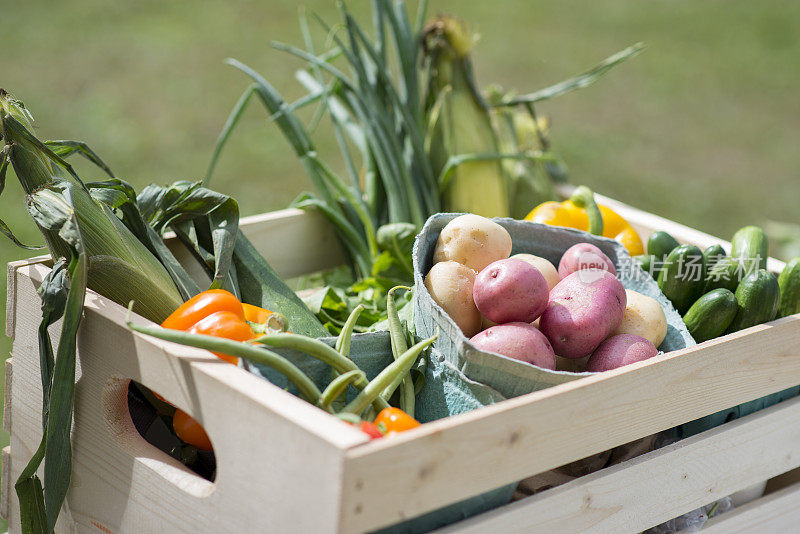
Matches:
[[102, 377, 216, 496]]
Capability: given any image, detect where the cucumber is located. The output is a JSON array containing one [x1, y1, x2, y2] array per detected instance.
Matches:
[[778, 257, 800, 317], [635, 254, 656, 275], [704, 256, 742, 293], [657, 244, 706, 314], [683, 289, 738, 343], [725, 269, 780, 333], [702, 244, 726, 271], [647, 231, 680, 260], [730, 225, 768, 274]]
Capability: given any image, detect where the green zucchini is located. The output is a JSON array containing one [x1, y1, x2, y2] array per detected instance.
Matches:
[[725, 269, 780, 333], [730, 225, 768, 274], [683, 289, 738, 343], [702, 244, 726, 271], [778, 257, 800, 317], [647, 231, 680, 260], [704, 256, 742, 293], [657, 244, 706, 314], [233, 231, 329, 337]]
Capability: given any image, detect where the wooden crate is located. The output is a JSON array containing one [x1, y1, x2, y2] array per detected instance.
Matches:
[[3, 198, 800, 533]]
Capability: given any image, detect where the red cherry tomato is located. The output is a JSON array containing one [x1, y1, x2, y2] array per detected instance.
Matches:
[[359, 421, 384, 439]]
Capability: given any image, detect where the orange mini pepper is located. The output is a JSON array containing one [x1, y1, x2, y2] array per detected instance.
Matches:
[[161, 289, 270, 365], [161, 289, 245, 331], [186, 311, 255, 365], [242, 302, 287, 333]]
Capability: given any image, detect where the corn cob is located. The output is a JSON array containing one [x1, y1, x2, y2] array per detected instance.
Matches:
[[423, 16, 509, 218], [1, 89, 183, 323]]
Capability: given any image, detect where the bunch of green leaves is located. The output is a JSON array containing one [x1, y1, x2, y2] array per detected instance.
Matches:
[[205, 0, 436, 282], [205, 0, 643, 285], [301, 268, 414, 336]]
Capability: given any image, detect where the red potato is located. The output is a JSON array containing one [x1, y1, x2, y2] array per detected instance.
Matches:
[[473, 258, 549, 324], [511, 253, 560, 290], [539, 269, 627, 358], [586, 334, 658, 372], [558, 243, 616, 280], [469, 322, 556, 370]]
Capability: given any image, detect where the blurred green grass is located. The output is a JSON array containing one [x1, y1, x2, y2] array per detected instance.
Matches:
[[1, 0, 798, 527]]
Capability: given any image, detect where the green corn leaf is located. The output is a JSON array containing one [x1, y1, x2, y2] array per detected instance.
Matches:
[[0, 216, 43, 249], [136, 180, 240, 293], [87, 179, 202, 300], [204, 84, 257, 186], [43, 249, 86, 532], [36, 258, 69, 428], [437, 152, 557, 193], [15, 436, 47, 534], [45, 140, 115, 178], [492, 42, 645, 106]]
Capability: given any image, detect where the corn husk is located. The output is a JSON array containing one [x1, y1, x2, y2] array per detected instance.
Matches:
[[1, 90, 182, 322], [423, 16, 509, 218]]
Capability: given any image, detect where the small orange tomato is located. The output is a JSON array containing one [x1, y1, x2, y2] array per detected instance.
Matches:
[[173, 409, 213, 451], [187, 311, 255, 365], [373, 407, 420, 434], [161, 289, 245, 331]]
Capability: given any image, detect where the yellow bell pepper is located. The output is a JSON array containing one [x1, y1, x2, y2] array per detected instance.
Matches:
[[525, 188, 644, 255]]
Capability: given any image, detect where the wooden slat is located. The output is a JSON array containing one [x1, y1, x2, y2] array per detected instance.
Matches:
[[3, 358, 11, 434], [437, 396, 800, 533], [236, 208, 344, 279], [1, 445, 10, 521], [340, 315, 800, 532], [702, 481, 800, 533], [5, 256, 50, 339]]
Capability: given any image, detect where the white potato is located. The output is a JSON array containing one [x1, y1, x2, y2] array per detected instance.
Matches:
[[613, 289, 668, 347], [512, 253, 560, 290], [424, 261, 482, 336], [433, 214, 512, 272]]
